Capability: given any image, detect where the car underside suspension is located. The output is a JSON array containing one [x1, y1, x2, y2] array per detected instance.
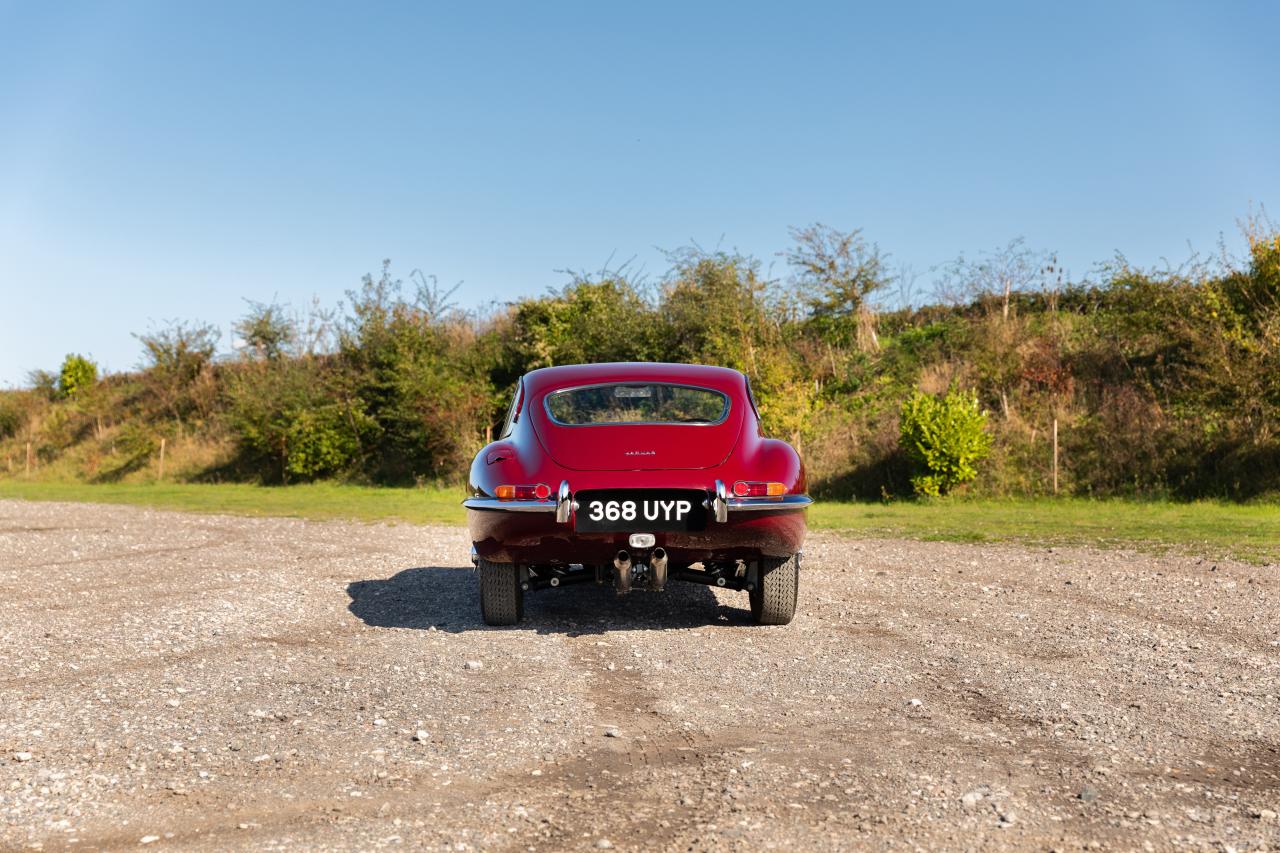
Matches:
[[519, 556, 759, 594]]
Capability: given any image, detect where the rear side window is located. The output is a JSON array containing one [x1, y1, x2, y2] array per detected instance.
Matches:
[[545, 383, 729, 426], [497, 381, 523, 439]]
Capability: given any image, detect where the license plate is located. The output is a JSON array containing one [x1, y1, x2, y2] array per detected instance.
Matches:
[[574, 489, 707, 532]]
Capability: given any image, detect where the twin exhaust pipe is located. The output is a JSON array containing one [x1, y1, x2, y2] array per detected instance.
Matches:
[[612, 547, 667, 595], [650, 547, 668, 592]]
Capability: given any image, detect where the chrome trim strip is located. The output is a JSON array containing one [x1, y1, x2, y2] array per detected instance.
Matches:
[[726, 495, 813, 512], [463, 498, 557, 513]]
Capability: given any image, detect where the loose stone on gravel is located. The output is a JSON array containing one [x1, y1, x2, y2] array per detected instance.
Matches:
[[2, 499, 1277, 852]]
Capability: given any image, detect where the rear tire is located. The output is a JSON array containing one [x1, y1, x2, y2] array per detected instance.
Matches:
[[478, 559, 523, 626], [750, 554, 799, 625]]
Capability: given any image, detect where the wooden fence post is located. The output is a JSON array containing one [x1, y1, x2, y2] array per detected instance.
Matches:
[[26, 441, 32, 477], [1052, 418, 1059, 496], [158, 437, 166, 482]]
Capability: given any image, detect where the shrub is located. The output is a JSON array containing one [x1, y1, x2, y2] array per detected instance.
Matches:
[[661, 250, 817, 445], [512, 276, 658, 368], [338, 262, 491, 482], [58, 354, 98, 398], [282, 404, 363, 480], [899, 390, 993, 497], [27, 369, 59, 401], [226, 359, 373, 483], [94, 422, 159, 481], [0, 398, 21, 440], [132, 320, 220, 422]]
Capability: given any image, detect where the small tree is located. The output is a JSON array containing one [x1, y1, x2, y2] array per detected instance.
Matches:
[[235, 300, 296, 361], [58, 354, 98, 398], [25, 369, 57, 401], [786, 223, 890, 352], [133, 320, 220, 422], [933, 239, 1057, 418], [134, 321, 219, 379], [899, 390, 993, 497], [934, 238, 1053, 322]]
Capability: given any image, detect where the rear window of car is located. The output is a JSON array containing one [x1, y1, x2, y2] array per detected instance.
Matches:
[[545, 383, 729, 426]]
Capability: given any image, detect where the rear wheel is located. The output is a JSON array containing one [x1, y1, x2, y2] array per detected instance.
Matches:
[[750, 554, 799, 625], [478, 559, 523, 626]]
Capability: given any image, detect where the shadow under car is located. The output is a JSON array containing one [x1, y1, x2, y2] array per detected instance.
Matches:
[[346, 565, 751, 635]]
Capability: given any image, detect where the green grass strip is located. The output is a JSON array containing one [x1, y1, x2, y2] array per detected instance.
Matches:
[[0, 480, 466, 526], [809, 498, 1280, 564]]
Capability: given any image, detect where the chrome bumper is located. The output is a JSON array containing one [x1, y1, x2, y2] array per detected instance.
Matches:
[[707, 478, 813, 520], [463, 478, 812, 521], [463, 498, 558, 513], [725, 495, 813, 511]]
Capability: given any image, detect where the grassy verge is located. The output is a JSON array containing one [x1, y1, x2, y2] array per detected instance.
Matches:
[[1, 481, 1276, 564], [0, 481, 466, 526], [810, 498, 1280, 564]]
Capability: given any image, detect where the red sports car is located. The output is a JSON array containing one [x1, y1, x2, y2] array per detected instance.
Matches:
[[465, 362, 811, 625]]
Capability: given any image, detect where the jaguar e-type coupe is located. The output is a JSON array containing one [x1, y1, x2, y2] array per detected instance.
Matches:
[[465, 362, 811, 626]]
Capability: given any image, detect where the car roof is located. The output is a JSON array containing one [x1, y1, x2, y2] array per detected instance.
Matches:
[[522, 362, 746, 397]]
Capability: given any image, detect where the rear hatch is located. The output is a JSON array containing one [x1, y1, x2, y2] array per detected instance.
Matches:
[[531, 385, 745, 471]]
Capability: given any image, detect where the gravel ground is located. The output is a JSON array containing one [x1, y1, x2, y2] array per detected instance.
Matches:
[[1, 499, 1277, 852]]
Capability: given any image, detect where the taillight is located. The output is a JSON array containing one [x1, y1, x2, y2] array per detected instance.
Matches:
[[495, 483, 552, 501], [732, 481, 786, 498]]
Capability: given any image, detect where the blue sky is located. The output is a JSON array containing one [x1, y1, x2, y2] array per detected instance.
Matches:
[[2, 1, 1277, 385]]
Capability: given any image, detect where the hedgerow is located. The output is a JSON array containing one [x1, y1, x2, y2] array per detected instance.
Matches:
[[3, 219, 1277, 499]]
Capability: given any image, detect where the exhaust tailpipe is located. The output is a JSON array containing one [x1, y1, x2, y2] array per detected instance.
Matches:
[[613, 550, 632, 595], [650, 547, 668, 592]]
